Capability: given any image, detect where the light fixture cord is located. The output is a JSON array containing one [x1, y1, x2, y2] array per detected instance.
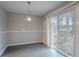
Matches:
[[28, 1, 31, 17]]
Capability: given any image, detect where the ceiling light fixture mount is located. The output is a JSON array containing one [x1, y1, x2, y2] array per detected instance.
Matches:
[[27, 1, 31, 4]]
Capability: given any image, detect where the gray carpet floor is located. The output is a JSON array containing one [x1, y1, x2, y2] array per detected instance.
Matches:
[[2, 43, 64, 57]]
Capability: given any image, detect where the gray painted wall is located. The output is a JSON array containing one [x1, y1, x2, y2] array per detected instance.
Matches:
[[7, 13, 43, 46], [0, 8, 7, 56]]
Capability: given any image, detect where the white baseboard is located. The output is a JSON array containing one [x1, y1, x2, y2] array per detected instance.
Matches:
[[42, 41, 48, 45], [43, 41, 46, 44], [0, 41, 43, 56], [0, 45, 8, 56], [8, 41, 43, 46]]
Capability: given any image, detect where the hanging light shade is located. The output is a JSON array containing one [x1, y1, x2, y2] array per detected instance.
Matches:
[[27, 16, 32, 21], [27, 1, 32, 21]]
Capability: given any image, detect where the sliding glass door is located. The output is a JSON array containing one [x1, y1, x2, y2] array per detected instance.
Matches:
[[51, 8, 75, 56]]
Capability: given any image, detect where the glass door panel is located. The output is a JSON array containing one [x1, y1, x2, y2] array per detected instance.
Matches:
[[58, 10, 74, 56]]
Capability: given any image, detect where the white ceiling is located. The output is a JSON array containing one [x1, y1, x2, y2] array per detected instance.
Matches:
[[0, 1, 71, 16]]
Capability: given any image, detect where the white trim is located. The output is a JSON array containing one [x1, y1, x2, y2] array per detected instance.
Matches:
[[8, 41, 43, 46], [0, 45, 8, 56], [57, 49, 72, 57], [7, 31, 46, 32], [0, 41, 43, 56], [0, 31, 47, 33], [42, 41, 47, 45], [45, 1, 78, 17], [0, 32, 7, 33]]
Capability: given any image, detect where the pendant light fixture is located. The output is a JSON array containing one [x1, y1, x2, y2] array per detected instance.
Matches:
[[27, 1, 32, 21]]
